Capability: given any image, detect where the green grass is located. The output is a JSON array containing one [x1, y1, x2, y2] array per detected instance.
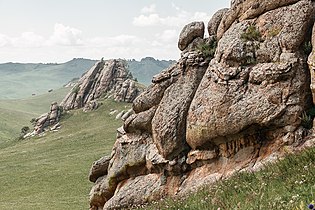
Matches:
[[0, 87, 71, 144], [0, 99, 131, 210], [0, 58, 96, 99], [142, 147, 315, 210]]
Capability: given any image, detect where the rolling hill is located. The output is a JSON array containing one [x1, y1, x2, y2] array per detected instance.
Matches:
[[0, 58, 96, 99], [0, 99, 131, 210], [0, 57, 175, 99], [0, 87, 71, 145], [127, 57, 175, 85]]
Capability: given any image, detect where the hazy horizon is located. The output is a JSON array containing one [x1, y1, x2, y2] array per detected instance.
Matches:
[[0, 0, 230, 63]]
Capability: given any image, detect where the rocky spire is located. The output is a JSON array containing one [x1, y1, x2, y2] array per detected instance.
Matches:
[[61, 59, 142, 111]]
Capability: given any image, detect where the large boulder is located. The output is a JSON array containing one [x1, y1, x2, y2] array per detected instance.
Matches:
[[32, 102, 62, 135], [208, 8, 229, 36], [217, 0, 301, 39], [178, 22, 205, 51]]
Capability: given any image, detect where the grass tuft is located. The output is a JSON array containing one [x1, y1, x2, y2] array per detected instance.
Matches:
[[142, 147, 315, 210]]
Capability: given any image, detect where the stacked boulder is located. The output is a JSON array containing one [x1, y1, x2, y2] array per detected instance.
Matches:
[[32, 102, 62, 135], [89, 1, 315, 209], [61, 59, 142, 111]]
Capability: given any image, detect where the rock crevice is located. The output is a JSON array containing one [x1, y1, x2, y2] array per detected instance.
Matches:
[[89, 1, 315, 209]]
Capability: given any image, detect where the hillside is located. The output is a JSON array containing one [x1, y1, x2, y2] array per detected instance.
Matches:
[[127, 57, 175, 85], [0, 99, 131, 210], [144, 145, 315, 209], [0, 87, 70, 145], [0, 58, 96, 99], [0, 57, 174, 99]]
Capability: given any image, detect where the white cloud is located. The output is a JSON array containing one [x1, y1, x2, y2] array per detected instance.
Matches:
[[14, 32, 45, 48], [0, 22, 181, 63], [47, 23, 83, 46], [133, 4, 211, 28], [87, 34, 140, 47], [141, 4, 156, 14], [0, 34, 10, 47], [133, 14, 161, 27], [155, 29, 178, 43]]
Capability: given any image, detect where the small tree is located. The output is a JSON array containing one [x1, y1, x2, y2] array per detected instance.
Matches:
[[19, 126, 30, 139]]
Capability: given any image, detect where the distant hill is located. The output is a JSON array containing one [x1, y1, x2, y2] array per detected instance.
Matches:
[[0, 57, 175, 99], [127, 57, 175, 85], [0, 58, 96, 99]]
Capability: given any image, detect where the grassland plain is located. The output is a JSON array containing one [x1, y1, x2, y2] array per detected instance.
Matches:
[[140, 147, 315, 210], [0, 99, 131, 210], [0, 87, 71, 145]]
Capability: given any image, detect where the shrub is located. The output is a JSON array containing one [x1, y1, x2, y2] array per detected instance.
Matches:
[[197, 38, 217, 58], [241, 25, 262, 42], [300, 111, 313, 129], [303, 41, 312, 55], [19, 126, 30, 139], [30, 118, 36, 125]]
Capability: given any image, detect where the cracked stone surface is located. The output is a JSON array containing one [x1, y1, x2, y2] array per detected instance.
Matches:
[[88, 1, 315, 209]]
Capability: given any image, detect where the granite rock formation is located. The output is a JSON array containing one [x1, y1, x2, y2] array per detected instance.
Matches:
[[29, 102, 62, 136], [61, 59, 142, 111], [89, 1, 315, 209]]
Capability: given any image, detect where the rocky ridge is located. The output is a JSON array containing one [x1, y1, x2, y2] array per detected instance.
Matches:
[[61, 59, 142, 111], [24, 102, 62, 137], [28, 59, 142, 136], [89, 1, 315, 209]]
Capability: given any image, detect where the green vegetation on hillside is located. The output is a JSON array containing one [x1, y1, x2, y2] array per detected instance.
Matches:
[[0, 57, 174, 99], [0, 58, 96, 99], [0, 99, 130, 210], [0, 87, 71, 144], [142, 147, 315, 210], [127, 57, 175, 85]]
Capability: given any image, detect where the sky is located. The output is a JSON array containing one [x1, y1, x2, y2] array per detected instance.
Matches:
[[0, 0, 230, 63]]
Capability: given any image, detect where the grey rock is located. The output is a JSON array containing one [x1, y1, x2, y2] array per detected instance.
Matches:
[[89, 156, 111, 183], [89, 1, 315, 209], [33, 102, 62, 135], [121, 109, 134, 121], [115, 111, 125, 120], [178, 21, 205, 51], [208, 8, 229, 36], [61, 59, 142, 111]]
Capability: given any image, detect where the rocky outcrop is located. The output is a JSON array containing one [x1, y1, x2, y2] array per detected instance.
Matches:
[[89, 1, 315, 209], [309, 23, 315, 104], [208, 8, 229, 36], [178, 21, 205, 51], [61, 59, 142, 111], [31, 102, 62, 135]]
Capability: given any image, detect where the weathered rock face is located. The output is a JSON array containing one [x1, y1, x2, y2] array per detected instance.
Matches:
[[208, 8, 229, 36], [61, 59, 142, 111], [309, 23, 315, 104], [178, 21, 205, 51], [89, 1, 315, 209], [33, 102, 62, 135]]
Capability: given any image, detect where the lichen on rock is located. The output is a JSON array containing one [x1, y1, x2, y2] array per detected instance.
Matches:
[[88, 1, 315, 209]]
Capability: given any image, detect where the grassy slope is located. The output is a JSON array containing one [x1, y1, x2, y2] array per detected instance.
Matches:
[[0, 99, 130, 210], [127, 57, 175, 85], [0, 87, 71, 143], [0, 58, 173, 99], [0, 58, 96, 99], [143, 147, 315, 210]]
